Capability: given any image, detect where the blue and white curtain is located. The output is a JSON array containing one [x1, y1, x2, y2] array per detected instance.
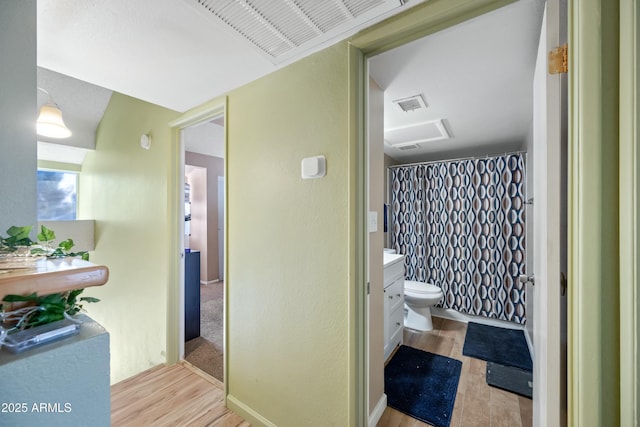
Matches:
[[391, 153, 527, 324]]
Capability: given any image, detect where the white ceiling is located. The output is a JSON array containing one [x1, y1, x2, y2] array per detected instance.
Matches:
[[37, 0, 419, 113], [370, 0, 544, 162], [36, 0, 543, 164]]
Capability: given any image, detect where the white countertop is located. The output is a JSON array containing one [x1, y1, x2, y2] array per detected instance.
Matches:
[[383, 253, 404, 267]]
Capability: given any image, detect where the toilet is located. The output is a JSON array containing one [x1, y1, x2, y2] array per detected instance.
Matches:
[[404, 280, 443, 331]]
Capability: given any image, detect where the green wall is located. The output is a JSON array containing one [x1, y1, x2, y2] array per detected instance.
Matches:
[[79, 92, 179, 384], [225, 42, 355, 426]]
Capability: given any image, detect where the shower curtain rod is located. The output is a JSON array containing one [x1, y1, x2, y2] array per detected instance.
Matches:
[[387, 150, 527, 170]]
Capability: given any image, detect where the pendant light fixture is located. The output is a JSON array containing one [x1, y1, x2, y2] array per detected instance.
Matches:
[[37, 87, 72, 139]]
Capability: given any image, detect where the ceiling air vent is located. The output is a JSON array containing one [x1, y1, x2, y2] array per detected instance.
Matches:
[[393, 94, 427, 112], [396, 144, 419, 150], [184, 0, 402, 64]]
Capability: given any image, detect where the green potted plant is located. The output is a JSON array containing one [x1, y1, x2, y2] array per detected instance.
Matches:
[[0, 225, 100, 349]]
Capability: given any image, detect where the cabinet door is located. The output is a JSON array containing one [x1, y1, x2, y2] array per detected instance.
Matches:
[[387, 278, 404, 313]]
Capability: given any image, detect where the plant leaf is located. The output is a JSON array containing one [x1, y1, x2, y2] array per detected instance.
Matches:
[[30, 247, 48, 255], [7, 226, 32, 240], [58, 239, 74, 251], [37, 225, 56, 242], [80, 296, 100, 303], [2, 293, 38, 303]]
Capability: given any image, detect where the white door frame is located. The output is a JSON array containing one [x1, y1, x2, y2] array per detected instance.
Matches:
[[354, 1, 565, 425], [167, 99, 227, 386]]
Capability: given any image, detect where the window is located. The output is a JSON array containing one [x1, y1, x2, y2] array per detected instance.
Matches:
[[37, 170, 78, 220]]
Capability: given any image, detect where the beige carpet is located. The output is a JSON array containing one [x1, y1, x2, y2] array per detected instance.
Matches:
[[185, 282, 224, 381]]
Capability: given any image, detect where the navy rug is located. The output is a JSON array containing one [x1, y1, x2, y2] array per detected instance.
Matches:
[[462, 322, 532, 371], [385, 345, 462, 427]]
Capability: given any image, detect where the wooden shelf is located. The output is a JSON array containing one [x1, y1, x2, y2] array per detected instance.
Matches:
[[0, 258, 108, 301]]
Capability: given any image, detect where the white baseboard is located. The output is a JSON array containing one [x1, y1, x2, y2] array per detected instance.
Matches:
[[200, 279, 221, 285], [369, 393, 387, 427], [431, 307, 526, 331]]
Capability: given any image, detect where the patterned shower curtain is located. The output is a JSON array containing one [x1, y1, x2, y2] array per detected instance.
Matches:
[[391, 153, 527, 324]]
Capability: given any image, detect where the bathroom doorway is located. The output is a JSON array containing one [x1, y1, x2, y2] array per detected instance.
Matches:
[[364, 0, 566, 425], [180, 113, 226, 383]]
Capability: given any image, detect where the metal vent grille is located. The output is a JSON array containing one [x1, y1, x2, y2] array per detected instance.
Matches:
[[187, 0, 401, 63], [393, 94, 428, 112], [396, 144, 419, 150]]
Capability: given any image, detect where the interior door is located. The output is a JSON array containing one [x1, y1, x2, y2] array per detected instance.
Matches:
[[532, 0, 567, 425]]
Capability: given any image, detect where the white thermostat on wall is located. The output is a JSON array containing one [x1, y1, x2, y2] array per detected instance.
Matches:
[[301, 155, 326, 179]]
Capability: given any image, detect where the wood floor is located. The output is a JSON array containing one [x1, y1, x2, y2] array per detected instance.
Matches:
[[377, 317, 532, 427], [111, 361, 249, 427], [112, 318, 530, 427]]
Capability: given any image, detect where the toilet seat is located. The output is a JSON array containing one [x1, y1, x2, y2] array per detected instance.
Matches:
[[404, 280, 441, 297]]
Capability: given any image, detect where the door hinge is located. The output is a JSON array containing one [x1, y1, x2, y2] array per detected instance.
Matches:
[[549, 44, 568, 74], [367, 282, 370, 294]]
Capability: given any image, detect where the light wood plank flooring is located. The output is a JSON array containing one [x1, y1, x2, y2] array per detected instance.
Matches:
[[111, 361, 249, 427], [377, 317, 532, 427]]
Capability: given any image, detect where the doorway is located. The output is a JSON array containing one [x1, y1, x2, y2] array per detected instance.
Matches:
[[362, 0, 566, 425], [178, 111, 226, 383]]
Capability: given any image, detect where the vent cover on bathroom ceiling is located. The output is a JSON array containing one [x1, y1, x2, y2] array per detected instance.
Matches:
[[395, 144, 419, 150], [184, 0, 403, 64], [393, 94, 427, 112], [385, 119, 451, 148]]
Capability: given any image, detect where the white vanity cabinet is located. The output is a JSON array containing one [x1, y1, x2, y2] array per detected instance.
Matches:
[[383, 253, 405, 361]]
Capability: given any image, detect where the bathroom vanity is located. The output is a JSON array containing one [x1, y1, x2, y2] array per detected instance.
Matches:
[[383, 253, 404, 361]]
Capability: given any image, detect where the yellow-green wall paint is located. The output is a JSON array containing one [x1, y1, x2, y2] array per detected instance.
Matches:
[[224, 42, 355, 426], [79, 92, 180, 384], [569, 0, 621, 425], [619, 0, 639, 424]]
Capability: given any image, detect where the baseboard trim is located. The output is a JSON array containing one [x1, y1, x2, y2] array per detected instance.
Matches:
[[369, 393, 387, 427], [226, 394, 277, 427], [201, 279, 221, 285], [431, 307, 526, 331]]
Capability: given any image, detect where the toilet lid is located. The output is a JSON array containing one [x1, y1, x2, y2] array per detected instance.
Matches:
[[404, 280, 442, 296]]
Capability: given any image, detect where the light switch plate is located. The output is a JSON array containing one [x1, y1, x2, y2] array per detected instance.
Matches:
[[368, 211, 378, 233]]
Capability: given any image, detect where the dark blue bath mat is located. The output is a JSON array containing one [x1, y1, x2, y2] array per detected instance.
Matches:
[[486, 362, 533, 398], [463, 322, 532, 371], [385, 345, 462, 427]]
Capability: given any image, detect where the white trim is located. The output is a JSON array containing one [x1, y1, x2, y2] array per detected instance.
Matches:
[[368, 393, 387, 427]]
